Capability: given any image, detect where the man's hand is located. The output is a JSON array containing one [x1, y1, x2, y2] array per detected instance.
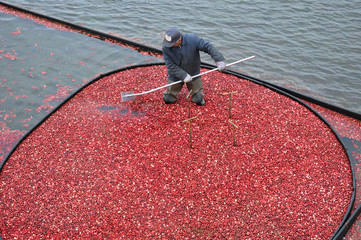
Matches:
[[216, 61, 226, 71], [183, 74, 192, 83]]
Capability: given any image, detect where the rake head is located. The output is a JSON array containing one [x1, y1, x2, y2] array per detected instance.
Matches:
[[121, 91, 135, 102]]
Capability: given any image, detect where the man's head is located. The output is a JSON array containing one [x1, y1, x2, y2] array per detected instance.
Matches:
[[163, 28, 182, 47]]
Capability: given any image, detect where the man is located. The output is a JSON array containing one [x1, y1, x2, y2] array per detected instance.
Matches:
[[162, 28, 226, 106]]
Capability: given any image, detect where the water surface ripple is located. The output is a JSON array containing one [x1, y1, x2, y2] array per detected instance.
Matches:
[[3, 0, 361, 113]]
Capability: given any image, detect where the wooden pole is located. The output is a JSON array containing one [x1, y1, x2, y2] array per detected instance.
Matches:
[[228, 120, 239, 146], [222, 91, 238, 119], [183, 116, 197, 148], [186, 90, 193, 119]]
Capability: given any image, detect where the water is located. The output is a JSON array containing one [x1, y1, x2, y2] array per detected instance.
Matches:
[[3, 0, 360, 114], [0, 10, 159, 133]]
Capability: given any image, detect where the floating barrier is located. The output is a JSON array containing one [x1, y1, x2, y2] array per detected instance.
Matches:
[[1, 2, 360, 239]]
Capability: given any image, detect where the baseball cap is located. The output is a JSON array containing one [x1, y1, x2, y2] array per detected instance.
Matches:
[[162, 28, 182, 47]]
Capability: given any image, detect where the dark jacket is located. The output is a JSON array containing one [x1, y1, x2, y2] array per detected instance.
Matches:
[[162, 33, 225, 82]]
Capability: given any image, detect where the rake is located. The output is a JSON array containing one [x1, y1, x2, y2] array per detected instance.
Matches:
[[121, 55, 255, 102]]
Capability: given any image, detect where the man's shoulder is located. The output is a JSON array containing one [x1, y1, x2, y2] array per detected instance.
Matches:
[[183, 33, 201, 45], [183, 33, 198, 39]]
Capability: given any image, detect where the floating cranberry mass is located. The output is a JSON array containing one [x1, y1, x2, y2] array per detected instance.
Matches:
[[0, 65, 353, 239]]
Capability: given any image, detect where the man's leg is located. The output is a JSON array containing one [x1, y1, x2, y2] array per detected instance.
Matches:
[[187, 78, 205, 106], [163, 79, 184, 104]]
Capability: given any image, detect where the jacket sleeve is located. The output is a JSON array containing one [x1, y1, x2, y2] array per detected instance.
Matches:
[[196, 35, 225, 62], [162, 48, 188, 81]]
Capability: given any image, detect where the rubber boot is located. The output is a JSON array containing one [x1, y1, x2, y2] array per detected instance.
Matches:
[[192, 92, 205, 106], [163, 93, 178, 104]]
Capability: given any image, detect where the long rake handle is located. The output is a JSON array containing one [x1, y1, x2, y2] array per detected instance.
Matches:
[[125, 55, 255, 97]]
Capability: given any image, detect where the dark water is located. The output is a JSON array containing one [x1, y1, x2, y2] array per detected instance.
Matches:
[[0, 10, 160, 133], [2, 0, 360, 114]]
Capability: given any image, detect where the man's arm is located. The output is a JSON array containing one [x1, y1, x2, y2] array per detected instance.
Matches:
[[196, 35, 225, 63], [163, 48, 188, 81]]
